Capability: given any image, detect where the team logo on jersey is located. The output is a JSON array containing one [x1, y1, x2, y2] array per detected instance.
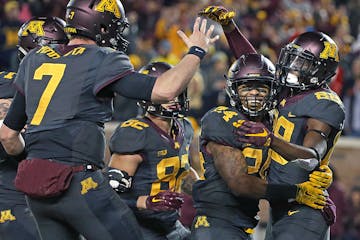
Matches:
[[0, 210, 16, 223], [320, 41, 339, 62], [80, 177, 98, 195], [157, 149, 167, 156], [151, 197, 163, 203], [287, 112, 296, 118], [95, 0, 121, 18], [194, 216, 210, 228], [21, 20, 45, 36], [288, 210, 300, 216]]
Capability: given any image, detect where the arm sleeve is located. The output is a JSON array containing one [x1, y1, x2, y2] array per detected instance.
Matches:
[[93, 51, 134, 95], [108, 72, 156, 101], [3, 91, 27, 131], [225, 25, 257, 58]]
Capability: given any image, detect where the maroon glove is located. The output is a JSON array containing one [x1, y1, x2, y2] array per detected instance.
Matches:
[[321, 197, 336, 226], [146, 190, 184, 211], [234, 121, 273, 147]]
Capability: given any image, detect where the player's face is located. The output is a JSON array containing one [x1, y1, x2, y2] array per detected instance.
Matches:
[[237, 83, 270, 112], [284, 54, 313, 86], [161, 97, 180, 110]]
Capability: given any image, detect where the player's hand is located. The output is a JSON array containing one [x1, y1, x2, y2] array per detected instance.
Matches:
[[309, 165, 333, 189], [198, 6, 236, 26], [234, 121, 273, 147], [146, 190, 184, 211], [177, 17, 219, 52], [295, 181, 327, 209]]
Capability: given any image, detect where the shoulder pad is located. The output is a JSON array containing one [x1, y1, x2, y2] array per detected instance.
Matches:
[[0, 71, 16, 98], [201, 106, 246, 148], [304, 90, 345, 130], [109, 118, 148, 154]]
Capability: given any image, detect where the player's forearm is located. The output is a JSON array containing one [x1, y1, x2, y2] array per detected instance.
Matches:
[[270, 136, 318, 160], [224, 20, 257, 59], [151, 54, 200, 103], [136, 196, 147, 210], [210, 142, 267, 198], [210, 142, 298, 201], [0, 126, 25, 155], [227, 172, 268, 198], [220, 164, 298, 202]]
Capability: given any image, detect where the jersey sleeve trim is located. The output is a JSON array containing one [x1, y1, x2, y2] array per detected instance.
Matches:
[[93, 69, 133, 96]]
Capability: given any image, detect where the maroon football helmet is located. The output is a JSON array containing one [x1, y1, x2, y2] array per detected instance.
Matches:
[[138, 62, 189, 118], [276, 31, 339, 90], [226, 53, 277, 117], [17, 16, 68, 60], [65, 0, 129, 51]]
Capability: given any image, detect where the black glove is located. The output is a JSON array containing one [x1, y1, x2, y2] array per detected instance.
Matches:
[[108, 167, 132, 193]]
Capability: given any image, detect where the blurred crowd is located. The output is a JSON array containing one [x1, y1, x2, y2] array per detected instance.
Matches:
[[1, 1, 360, 239]]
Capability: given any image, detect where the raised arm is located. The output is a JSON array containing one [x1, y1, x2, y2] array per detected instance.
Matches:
[[151, 17, 219, 103], [199, 6, 257, 58]]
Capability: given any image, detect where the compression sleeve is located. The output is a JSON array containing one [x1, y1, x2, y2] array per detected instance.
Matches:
[[3, 91, 27, 131], [109, 72, 157, 101], [225, 25, 257, 58]]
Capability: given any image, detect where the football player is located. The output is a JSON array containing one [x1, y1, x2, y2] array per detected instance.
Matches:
[[0, 16, 68, 240], [191, 53, 327, 240], [0, 0, 218, 239], [199, 6, 343, 240], [108, 62, 194, 240], [238, 31, 345, 240]]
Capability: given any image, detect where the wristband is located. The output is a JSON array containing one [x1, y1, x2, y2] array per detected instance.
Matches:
[[265, 184, 297, 202], [187, 46, 206, 60]]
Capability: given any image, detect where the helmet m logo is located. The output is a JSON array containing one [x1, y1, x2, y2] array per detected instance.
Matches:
[[95, 0, 121, 18], [21, 20, 45, 36], [320, 41, 339, 62]]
